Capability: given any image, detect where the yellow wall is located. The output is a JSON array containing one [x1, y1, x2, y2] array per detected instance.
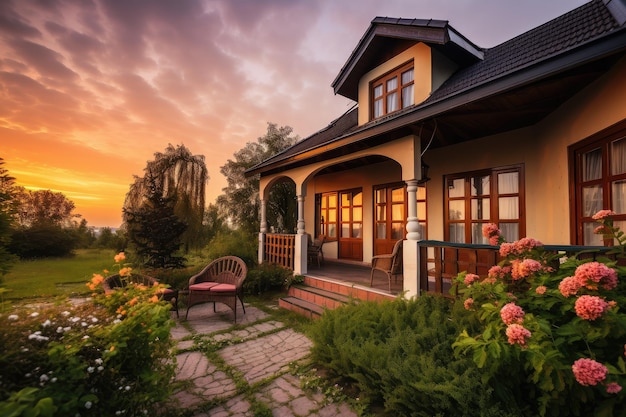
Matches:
[[357, 43, 432, 125], [423, 56, 626, 244]]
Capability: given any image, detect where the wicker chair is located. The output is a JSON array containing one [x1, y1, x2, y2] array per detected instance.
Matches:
[[185, 256, 248, 322], [370, 239, 403, 292], [102, 273, 179, 317], [307, 234, 326, 268]]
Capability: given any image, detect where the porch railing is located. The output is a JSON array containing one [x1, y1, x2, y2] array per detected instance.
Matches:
[[263, 233, 295, 270], [418, 240, 619, 298]]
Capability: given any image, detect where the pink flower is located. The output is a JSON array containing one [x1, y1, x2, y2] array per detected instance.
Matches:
[[500, 302, 525, 325], [488, 265, 510, 280], [505, 324, 531, 347], [594, 225, 610, 235], [499, 237, 543, 257], [606, 382, 622, 394], [510, 259, 543, 280], [592, 210, 616, 220], [463, 273, 480, 286], [574, 262, 618, 291], [575, 295, 609, 321], [535, 285, 547, 295], [488, 235, 500, 246], [572, 358, 608, 386], [559, 276, 581, 297], [464, 298, 474, 310], [482, 223, 501, 239]]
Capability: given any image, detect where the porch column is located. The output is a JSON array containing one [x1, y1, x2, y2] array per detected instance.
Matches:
[[294, 194, 308, 275], [404, 180, 419, 298], [258, 198, 267, 265]]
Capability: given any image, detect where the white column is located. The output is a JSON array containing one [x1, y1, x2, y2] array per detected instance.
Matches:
[[258, 199, 267, 265], [405, 180, 419, 241], [403, 180, 419, 298], [294, 195, 307, 275]]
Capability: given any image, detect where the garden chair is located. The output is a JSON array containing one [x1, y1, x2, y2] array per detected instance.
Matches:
[[307, 234, 326, 268], [102, 273, 179, 317], [185, 256, 248, 322], [370, 239, 403, 292]]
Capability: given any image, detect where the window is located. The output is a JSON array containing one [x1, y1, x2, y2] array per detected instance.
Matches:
[[340, 189, 363, 239], [570, 122, 626, 245], [374, 183, 427, 241], [371, 62, 414, 120], [445, 166, 525, 243], [317, 192, 337, 239]]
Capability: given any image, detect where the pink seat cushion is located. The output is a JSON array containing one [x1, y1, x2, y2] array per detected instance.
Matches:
[[189, 282, 219, 291], [209, 283, 237, 292]]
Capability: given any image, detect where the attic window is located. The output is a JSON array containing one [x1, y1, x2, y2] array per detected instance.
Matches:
[[371, 62, 414, 120]]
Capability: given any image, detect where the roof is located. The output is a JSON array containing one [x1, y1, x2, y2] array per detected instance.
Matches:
[[247, 0, 626, 177]]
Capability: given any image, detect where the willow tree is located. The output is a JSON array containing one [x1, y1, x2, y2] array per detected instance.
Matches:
[[123, 144, 208, 254]]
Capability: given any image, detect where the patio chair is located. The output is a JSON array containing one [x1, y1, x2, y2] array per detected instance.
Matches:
[[185, 256, 248, 322], [307, 234, 326, 268], [370, 239, 403, 292], [102, 273, 179, 317]]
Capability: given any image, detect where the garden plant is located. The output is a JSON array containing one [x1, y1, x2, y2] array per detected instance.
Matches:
[[0, 253, 176, 416], [454, 210, 626, 416]]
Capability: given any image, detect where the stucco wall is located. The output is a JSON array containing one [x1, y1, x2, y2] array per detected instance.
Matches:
[[423, 56, 626, 245]]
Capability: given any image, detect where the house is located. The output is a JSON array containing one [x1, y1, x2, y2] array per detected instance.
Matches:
[[246, 0, 626, 299]]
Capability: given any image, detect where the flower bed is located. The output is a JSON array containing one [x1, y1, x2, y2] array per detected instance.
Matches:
[[0, 254, 176, 416]]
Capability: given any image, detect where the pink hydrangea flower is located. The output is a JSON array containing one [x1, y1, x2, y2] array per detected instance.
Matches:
[[500, 302, 525, 325], [574, 262, 618, 291], [572, 358, 607, 386], [463, 273, 480, 286], [559, 276, 581, 297], [510, 259, 543, 281], [535, 285, 547, 295], [592, 210, 616, 220], [482, 223, 500, 238], [505, 324, 531, 347], [487, 265, 510, 280], [464, 298, 474, 310], [575, 295, 609, 321], [606, 382, 622, 394], [499, 237, 543, 257]]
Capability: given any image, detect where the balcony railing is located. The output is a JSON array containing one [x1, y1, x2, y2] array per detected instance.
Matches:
[[264, 233, 295, 270], [418, 240, 620, 298]]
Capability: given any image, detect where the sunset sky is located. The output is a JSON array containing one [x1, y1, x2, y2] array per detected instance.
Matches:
[[1, 0, 588, 228]]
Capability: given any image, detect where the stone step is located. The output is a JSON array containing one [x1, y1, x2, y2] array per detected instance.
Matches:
[[288, 285, 352, 310], [279, 296, 324, 319]]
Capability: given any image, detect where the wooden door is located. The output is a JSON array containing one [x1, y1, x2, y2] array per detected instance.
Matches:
[[338, 189, 363, 261]]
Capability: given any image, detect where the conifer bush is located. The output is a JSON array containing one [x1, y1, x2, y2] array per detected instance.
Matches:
[[308, 295, 518, 416]]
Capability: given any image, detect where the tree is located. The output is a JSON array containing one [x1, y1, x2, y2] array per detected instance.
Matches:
[[217, 123, 298, 234], [14, 188, 81, 228], [124, 173, 187, 268], [0, 158, 18, 277], [124, 144, 208, 252]]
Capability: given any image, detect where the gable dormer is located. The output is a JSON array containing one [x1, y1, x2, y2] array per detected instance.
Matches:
[[331, 17, 483, 126]]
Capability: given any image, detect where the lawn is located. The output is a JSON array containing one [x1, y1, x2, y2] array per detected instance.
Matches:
[[1, 248, 116, 300]]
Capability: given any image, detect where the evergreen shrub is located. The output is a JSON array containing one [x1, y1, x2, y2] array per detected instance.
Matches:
[[308, 295, 519, 416]]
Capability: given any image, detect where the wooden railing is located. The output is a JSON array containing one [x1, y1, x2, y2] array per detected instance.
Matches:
[[417, 240, 619, 298], [264, 233, 295, 270]]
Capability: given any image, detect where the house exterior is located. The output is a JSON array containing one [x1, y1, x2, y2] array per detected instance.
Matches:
[[246, 0, 626, 298]]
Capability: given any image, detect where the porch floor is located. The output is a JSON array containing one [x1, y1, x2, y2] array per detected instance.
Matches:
[[304, 260, 403, 297]]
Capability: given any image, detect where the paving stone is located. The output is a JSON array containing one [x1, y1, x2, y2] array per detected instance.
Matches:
[[177, 339, 194, 350], [290, 395, 319, 416]]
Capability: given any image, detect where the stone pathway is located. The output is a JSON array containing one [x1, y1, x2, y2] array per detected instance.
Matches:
[[168, 302, 358, 417]]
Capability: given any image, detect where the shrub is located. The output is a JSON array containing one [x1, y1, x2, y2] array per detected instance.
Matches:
[[0, 274, 176, 415], [244, 263, 293, 295], [308, 295, 519, 416], [454, 215, 626, 416], [9, 224, 78, 258], [205, 230, 257, 267]]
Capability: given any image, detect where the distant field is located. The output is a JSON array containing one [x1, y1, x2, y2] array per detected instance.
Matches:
[[1, 249, 116, 300]]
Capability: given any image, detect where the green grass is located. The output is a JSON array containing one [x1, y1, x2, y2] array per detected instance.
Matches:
[[1, 249, 116, 300]]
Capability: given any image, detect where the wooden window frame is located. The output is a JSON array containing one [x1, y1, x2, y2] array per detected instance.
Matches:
[[370, 61, 414, 120], [568, 120, 626, 245], [444, 165, 525, 243], [316, 192, 338, 240]]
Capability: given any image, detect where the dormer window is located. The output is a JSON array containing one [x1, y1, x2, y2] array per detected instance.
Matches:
[[371, 62, 414, 120]]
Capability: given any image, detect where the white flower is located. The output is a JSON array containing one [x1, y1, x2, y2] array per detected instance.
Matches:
[[62, 311, 71, 316], [30, 312, 39, 317], [87, 367, 95, 373], [42, 319, 51, 327], [95, 358, 103, 365], [82, 335, 90, 340], [40, 374, 49, 382], [125, 385, 131, 391], [97, 366, 104, 372], [70, 317, 80, 323], [56, 327, 64, 333], [8, 314, 18, 321], [64, 327, 71, 332], [91, 317, 98, 323], [51, 377, 57, 383], [84, 401, 92, 409]]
